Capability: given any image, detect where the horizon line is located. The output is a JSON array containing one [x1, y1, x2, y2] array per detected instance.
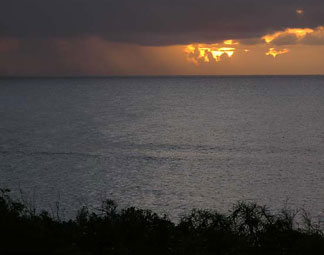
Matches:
[[1, 74, 324, 79]]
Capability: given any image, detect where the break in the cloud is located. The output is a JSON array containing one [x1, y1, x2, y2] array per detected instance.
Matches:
[[262, 27, 324, 46], [1, 0, 324, 75], [185, 25, 324, 63]]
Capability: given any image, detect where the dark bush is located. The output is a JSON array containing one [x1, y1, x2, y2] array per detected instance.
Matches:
[[1, 189, 323, 255]]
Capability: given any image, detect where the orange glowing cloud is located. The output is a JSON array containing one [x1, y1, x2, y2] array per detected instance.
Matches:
[[263, 28, 314, 44], [266, 48, 289, 58], [223, 40, 239, 45], [183, 26, 324, 67], [296, 9, 304, 15], [185, 43, 236, 64]]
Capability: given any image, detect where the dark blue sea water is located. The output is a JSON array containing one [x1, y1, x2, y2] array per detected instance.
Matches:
[[1, 76, 324, 219]]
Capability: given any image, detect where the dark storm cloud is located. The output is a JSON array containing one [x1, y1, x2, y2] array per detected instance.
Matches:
[[270, 34, 300, 46], [1, 0, 324, 45]]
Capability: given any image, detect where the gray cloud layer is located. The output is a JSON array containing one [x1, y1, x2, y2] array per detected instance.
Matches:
[[1, 0, 324, 45]]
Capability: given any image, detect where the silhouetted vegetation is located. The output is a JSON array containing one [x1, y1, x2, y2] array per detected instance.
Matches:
[[1, 188, 324, 254]]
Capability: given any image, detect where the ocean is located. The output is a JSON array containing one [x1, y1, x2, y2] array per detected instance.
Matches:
[[1, 76, 324, 219]]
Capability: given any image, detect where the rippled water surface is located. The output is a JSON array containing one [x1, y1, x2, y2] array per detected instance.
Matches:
[[1, 76, 324, 219]]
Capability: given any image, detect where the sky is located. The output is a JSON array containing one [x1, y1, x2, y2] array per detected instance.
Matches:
[[1, 0, 324, 76]]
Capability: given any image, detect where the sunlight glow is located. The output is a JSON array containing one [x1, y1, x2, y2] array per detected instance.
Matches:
[[185, 27, 324, 65], [185, 44, 236, 64], [296, 9, 304, 15], [224, 40, 239, 45], [266, 48, 289, 58], [263, 28, 314, 43]]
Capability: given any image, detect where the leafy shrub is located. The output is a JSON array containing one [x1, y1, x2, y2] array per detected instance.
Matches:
[[1, 189, 323, 255]]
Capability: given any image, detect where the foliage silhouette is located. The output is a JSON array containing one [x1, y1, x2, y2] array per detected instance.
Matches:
[[1, 188, 324, 254]]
